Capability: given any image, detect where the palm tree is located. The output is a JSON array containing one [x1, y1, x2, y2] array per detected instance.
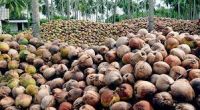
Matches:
[[99, 0, 105, 22], [112, 0, 117, 23], [0, 0, 28, 19], [67, 0, 70, 20], [127, 0, 132, 19], [44, 0, 50, 20], [148, 0, 154, 32], [31, 0, 40, 37]]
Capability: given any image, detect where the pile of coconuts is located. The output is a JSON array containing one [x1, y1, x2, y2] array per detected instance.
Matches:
[[0, 27, 200, 110], [119, 17, 200, 35], [37, 17, 200, 46]]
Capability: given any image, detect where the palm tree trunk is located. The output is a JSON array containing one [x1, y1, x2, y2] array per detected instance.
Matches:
[[51, 0, 54, 19], [113, 0, 117, 24], [136, 0, 139, 17], [193, 0, 196, 19], [45, 0, 50, 20], [177, 0, 180, 18], [0, 21, 2, 34], [67, 0, 70, 20], [61, 0, 64, 16], [106, 0, 109, 22], [101, 0, 104, 22], [31, 0, 40, 37], [75, 0, 79, 19], [128, 0, 131, 19], [148, 0, 154, 32]]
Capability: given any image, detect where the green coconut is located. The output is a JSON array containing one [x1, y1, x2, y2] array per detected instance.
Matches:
[[19, 45, 27, 51], [20, 77, 36, 88], [25, 85, 39, 95], [25, 65, 37, 75], [19, 50, 30, 60], [7, 78, 19, 89], [18, 38, 29, 45]]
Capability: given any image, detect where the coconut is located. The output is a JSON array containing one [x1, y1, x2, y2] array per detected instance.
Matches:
[[155, 74, 174, 91], [164, 55, 181, 67], [182, 58, 199, 69], [26, 53, 36, 63], [120, 64, 134, 75], [165, 37, 179, 50], [104, 70, 123, 86], [78, 54, 93, 68], [129, 37, 144, 49], [41, 95, 55, 109], [0, 96, 14, 108], [115, 83, 133, 100], [134, 61, 152, 80], [25, 85, 39, 95], [0, 42, 10, 52], [73, 97, 84, 109], [178, 44, 191, 54], [8, 49, 18, 57], [25, 65, 37, 75], [175, 103, 195, 110], [133, 100, 153, 110], [110, 101, 132, 110], [33, 74, 46, 85], [147, 51, 163, 64], [100, 89, 120, 107], [54, 91, 68, 103], [134, 81, 157, 99], [170, 48, 186, 60], [29, 104, 41, 110], [122, 73, 135, 84], [82, 90, 100, 106], [169, 66, 187, 80], [116, 37, 128, 47], [7, 78, 19, 89], [153, 92, 173, 109], [104, 38, 116, 49], [130, 50, 147, 66], [18, 38, 29, 45], [42, 67, 56, 79], [63, 79, 79, 91], [153, 61, 170, 74], [116, 45, 131, 58], [189, 69, 200, 80], [0, 60, 8, 69], [190, 78, 200, 94], [67, 88, 83, 102], [15, 94, 32, 108], [19, 77, 36, 88], [19, 50, 30, 60], [138, 28, 148, 36], [79, 104, 95, 110], [122, 52, 134, 64], [12, 86, 25, 97], [104, 50, 117, 63], [55, 64, 68, 77], [58, 102, 72, 110], [170, 79, 195, 101], [0, 86, 11, 97], [7, 60, 19, 70]]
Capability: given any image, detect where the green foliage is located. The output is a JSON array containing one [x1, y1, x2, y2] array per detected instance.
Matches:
[[0, 0, 28, 19], [2, 24, 11, 34]]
